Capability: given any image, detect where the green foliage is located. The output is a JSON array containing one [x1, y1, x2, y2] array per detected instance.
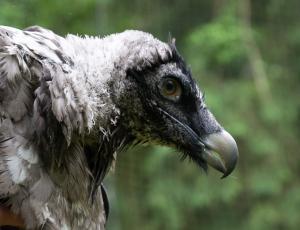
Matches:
[[1, 0, 299, 229], [187, 14, 247, 77]]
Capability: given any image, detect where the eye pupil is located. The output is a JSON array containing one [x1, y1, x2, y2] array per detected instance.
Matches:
[[165, 80, 176, 92]]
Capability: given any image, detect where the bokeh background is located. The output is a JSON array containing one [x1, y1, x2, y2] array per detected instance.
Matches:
[[1, 0, 299, 229]]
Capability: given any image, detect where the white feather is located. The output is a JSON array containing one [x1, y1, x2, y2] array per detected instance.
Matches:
[[0, 25, 173, 229], [6, 154, 28, 184], [17, 146, 38, 164]]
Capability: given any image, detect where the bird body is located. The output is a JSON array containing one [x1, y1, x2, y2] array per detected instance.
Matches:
[[0, 26, 238, 229]]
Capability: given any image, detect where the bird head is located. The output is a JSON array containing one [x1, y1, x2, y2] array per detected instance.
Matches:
[[109, 31, 238, 177]]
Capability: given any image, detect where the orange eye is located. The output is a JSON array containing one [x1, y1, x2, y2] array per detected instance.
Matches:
[[160, 78, 182, 101]]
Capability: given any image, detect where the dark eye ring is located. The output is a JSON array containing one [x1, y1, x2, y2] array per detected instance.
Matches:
[[159, 78, 182, 101]]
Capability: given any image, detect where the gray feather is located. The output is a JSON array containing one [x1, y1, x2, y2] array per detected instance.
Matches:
[[0, 25, 173, 229]]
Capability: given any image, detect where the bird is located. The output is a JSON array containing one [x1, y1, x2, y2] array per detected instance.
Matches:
[[0, 25, 238, 230]]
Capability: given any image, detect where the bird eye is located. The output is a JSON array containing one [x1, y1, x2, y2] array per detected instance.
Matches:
[[159, 78, 182, 101]]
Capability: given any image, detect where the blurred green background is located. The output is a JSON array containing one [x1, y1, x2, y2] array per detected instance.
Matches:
[[1, 0, 299, 229]]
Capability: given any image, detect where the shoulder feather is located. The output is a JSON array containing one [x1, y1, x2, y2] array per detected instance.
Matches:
[[0, 26, 88, 142]]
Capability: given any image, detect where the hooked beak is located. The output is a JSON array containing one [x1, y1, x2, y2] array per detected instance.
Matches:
[[202, 130, 238, 178], [155, 107, 238, 177]]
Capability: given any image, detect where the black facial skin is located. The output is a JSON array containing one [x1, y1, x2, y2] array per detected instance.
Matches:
[[114, 44, 238, 176], [120, 61, 219, 170]]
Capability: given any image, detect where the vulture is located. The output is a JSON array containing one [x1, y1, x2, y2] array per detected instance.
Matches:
[[0, 25, 238, 229]]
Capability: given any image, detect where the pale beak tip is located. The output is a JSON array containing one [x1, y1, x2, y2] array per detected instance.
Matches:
[[203, 129, 239, 178]]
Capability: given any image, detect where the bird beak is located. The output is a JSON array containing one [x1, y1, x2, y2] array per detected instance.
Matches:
[[201, 130, 238, 178]]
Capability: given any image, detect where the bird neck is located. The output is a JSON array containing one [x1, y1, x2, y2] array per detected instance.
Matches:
[[49, 33, 151, 196], [65, 33, 133, 134]]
